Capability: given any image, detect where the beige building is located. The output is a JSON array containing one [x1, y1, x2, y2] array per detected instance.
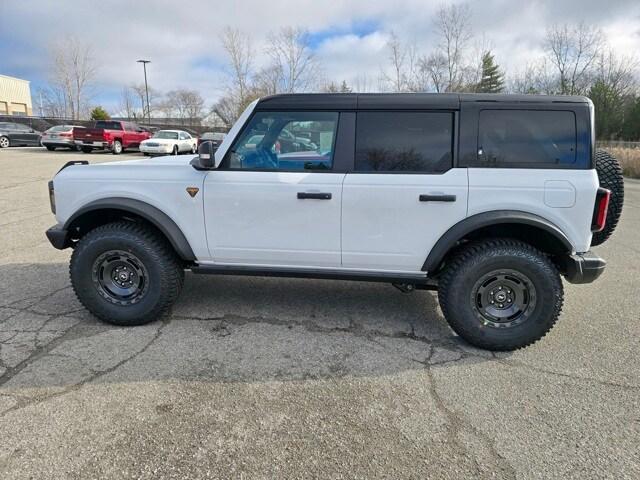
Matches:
[[0, 74, 33, 116]]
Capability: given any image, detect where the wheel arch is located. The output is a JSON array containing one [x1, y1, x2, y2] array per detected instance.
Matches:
[[64, 197, 196, 261], [423, 210, 574, 273]]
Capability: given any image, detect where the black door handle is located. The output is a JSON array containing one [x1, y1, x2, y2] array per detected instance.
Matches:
[[297, 192, 332, 200], [419, 194, 457, 202]]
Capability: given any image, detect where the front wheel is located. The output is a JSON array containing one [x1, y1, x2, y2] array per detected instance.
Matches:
[[438, 239, 563, 351], [70, 221, 184, 326], [45, 145, 56, 151], [82, 147, 92, 153], [172, 145, 179, 156], [0, 136, 9, 148]]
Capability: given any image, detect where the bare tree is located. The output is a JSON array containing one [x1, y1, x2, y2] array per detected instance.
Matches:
[[220, 27, 254, 105], [545, 22, 604, 95], [420, 52, 448, 92], [266, 27, 317, 93], [49, 36, 97, 119], [166, 89, 205, 126], [433, 3, 472, 92], [118, 87, 139, 120], [381, 32, 408, 92]]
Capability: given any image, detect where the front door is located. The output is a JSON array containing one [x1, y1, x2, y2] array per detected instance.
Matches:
[[204, 111, 345, 268], [341, 111, 468, 272]]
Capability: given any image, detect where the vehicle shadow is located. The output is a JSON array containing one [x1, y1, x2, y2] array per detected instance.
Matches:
[[0, 263, 502, 393]]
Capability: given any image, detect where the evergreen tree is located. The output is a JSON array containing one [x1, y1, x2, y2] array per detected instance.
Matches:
[[90, 106, 110, 120], [476, 52, 505, 93]]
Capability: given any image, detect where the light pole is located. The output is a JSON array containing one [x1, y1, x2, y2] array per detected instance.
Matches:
[[137, 59, 151, 125]]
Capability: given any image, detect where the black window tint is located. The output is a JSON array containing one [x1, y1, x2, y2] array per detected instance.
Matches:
[[479, 110, 577, 166], [95, 121, 123, 130], [355, 112, 453, 173]]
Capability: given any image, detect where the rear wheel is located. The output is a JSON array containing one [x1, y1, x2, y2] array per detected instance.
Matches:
[[70, 221, 184, 326], [438, 239, 563, 351], [592, 149, 624, 246], [0, 136, 9, 148], [172, 145, 179, 156], [112, 140, 123, 155], [81, 147, 92, 153]]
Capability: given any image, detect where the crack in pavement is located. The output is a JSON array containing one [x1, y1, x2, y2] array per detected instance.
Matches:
[[0, 320, 168, 418], [424, 349, 518, 479], [493, 357, 640, 390]]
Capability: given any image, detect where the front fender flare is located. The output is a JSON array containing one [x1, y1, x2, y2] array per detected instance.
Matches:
[[64, 197, 196, 261], [422, 210, 573, 272]]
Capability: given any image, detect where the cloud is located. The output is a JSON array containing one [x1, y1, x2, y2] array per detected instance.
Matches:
[[1, 0, 639, 112]]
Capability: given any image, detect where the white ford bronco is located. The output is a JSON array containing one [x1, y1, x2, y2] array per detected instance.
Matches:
[[46, 93, 624, 351]]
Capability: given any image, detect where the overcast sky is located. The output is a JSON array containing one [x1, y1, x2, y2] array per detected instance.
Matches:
[[1, 0, 639, 113]]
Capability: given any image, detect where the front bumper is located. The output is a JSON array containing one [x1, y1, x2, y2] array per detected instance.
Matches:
[[140, 145, 173, 154], [560, 251, 606, 284], [45, 224, 70, 250]]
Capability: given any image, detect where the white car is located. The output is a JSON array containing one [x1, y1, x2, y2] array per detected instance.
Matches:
[[139, 130, 197, 156], [45, 93, 624, 351]]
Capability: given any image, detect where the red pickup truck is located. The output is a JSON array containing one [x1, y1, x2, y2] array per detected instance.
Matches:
[[74, 121, 152, 154]]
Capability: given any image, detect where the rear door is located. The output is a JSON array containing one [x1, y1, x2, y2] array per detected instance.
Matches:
[[341, 111, 468, 272], [204, 111, 346, 267]]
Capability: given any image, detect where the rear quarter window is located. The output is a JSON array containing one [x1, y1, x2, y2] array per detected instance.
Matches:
[[478, 110, 577, 168], [95, 121, 123, 130]]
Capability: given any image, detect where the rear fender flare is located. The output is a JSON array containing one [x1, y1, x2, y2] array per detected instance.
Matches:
[[423, 210, 573, 272]]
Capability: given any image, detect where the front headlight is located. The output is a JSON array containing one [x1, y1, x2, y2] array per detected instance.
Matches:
[[48, 180, 56, 214]]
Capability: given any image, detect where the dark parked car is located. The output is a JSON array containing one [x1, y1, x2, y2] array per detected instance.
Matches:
[[0, 122, 42, 148], [41, 125, 85, 151], [197, 132, 226, 150]]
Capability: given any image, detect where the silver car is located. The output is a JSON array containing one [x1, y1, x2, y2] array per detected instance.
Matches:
[[41, 125, 84, 151]]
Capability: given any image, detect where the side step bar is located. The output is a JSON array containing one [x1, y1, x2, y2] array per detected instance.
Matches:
[[191, 264, 436, 288]]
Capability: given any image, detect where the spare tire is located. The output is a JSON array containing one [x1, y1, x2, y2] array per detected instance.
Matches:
[[592, 149, 624, 246]]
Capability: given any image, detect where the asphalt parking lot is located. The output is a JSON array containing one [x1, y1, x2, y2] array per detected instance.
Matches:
[[0, 147, 638, 479]]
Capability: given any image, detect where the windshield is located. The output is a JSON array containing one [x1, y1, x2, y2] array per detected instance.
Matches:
[[48, 125, 72, 133], [154, 131, 179, 140]]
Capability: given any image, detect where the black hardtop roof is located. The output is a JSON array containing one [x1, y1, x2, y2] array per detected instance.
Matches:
[[255, 92, 590, 110]]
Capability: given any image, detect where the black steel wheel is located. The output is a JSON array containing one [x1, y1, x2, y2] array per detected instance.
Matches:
[[471, 269, 536, 329], [92, 250, 149, 306], [438, 239, 563, 351]]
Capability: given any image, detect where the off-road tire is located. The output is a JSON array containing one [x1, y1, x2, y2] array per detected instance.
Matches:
[[112, 140, 123, 155], [438, 239, 563, 351], [70, 221, 184, 326], [592, 149, 624, 246]]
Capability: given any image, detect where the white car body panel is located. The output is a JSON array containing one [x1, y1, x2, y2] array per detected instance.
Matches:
[[467, 169, 599, 253], [53, 156, 211, 260], [204, 171, 345, 267], [341, 169, 469, 271]]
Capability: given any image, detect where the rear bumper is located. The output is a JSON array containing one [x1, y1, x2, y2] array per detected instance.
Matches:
[[560, 251, 606, 284], [45, 224, 70, 250], [75, 140, 109, 149]]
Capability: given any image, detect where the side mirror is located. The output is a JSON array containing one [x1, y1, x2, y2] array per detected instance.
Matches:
[[191, 140, 216, 170]]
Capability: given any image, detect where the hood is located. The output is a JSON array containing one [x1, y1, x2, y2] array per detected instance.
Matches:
[[105, 155, 196, 167]]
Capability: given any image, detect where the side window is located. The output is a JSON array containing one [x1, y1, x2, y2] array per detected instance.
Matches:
[[355, 112, 453, 173], [478, 110, 577, 167], [227, 111, 338, 171]]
